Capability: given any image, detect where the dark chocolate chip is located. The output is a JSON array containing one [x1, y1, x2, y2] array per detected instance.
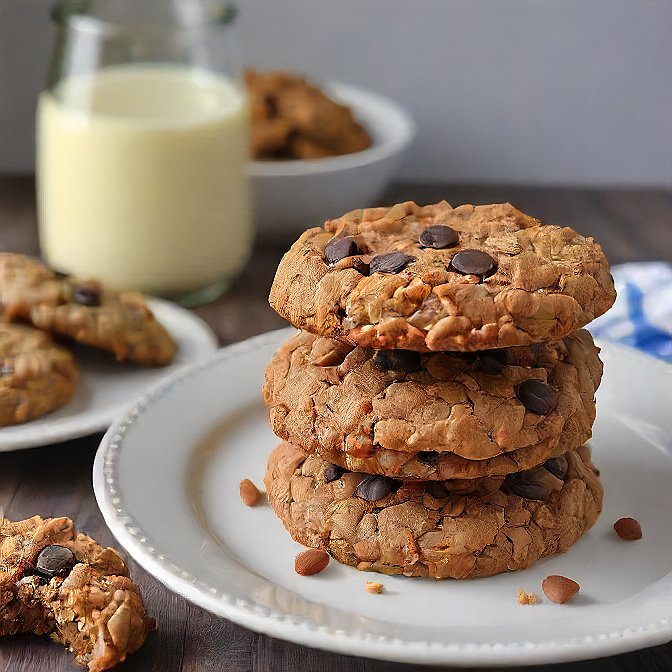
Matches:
[[416, 451, 439, 468], [368, 252, 415, 275], [543, 455, 568, 480], [35, 545, 76, 579], [351, 257, 370, 275], [323, 463, 343, 483], [71, 282, 101, 307], [503, 471, 547, 500], [385, 477, 402, 494], [373, 349, 421, 373], [451, 249, 496, 278], [16, 575, 44, 587], [476, 353, 505, 374], [325, 236, 359, 264], [263, 94, 279, 119], [427, 482, 449, 499], [355, 475, 391, 501], [517, 379, 557, 415], [418, 225, 459, 249]]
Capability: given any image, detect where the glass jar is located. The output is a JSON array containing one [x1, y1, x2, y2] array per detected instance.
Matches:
[[37, 0, 252, 306]]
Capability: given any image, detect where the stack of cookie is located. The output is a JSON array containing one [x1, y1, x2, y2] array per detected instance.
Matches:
[[263, 201, 616, 579]]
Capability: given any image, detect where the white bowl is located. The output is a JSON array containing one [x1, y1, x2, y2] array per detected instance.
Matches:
[[247, 83, 416, 242]]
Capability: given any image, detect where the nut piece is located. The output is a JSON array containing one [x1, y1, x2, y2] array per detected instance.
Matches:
[[542, 575, 580, 604], [365, 581, 384, 594], [239, 479, 262, 507], [517, 588, 539, 605], [295, 549, 330, 576], [613, 517, 642, 540]]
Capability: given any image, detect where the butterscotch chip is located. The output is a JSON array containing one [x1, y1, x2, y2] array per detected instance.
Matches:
[[517, 588, 539, 605], [294, 549, 330, 576], [263, 329, 602, 479], [0, 323, 78, 426], [264, 442, 603, 580], [0, 253, 176, 365], [613, 517, 642, 540], [0, 515, 153, 670], [269, 201, 616, 351], [239, 479, 262, 507], [365, 581, 384, 594], [542, 575, 580, 604]]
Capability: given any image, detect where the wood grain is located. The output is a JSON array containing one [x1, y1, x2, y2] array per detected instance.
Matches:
[[0, 176, 670, 671]]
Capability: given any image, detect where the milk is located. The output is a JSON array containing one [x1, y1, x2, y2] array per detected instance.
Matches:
[[37, 65, 252, 297]]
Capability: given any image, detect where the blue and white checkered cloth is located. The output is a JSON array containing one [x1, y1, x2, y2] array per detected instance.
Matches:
[[588, 262, 672, 362]]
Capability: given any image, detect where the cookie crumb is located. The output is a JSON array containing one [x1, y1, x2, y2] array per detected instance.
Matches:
[[517, 588, 539, 605], [613, 517, 642, 540], [239, 479, 262, 507], [365, 581, 384, 594]]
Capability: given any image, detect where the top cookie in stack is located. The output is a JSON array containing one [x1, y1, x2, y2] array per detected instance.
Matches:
[[269, 201, 616, 351]]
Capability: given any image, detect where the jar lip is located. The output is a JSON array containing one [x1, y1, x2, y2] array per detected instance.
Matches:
[[50, 1, 237, 32]]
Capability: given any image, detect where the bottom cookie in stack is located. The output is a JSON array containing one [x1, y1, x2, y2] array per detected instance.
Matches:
[[264, 442, 603, 580]]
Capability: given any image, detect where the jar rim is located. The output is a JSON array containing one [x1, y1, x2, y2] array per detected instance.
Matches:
[[50, 0, 237, 33]]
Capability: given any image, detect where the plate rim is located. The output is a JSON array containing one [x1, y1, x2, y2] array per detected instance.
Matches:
[[0, 298, 218, 451], [93, 329, 672, 666]]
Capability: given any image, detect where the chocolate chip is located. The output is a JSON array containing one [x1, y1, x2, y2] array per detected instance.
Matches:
[[417, 451, 439, 468], [35, 545, 76, 579], [476, 353, 505, 374], [263, 94, 279, 119], [451, 249, 496, 278], [419, 225, 459, 249], [0, 361, 14, 377], [517, 379, 557, 415], [543, 455, 568, 479], [16, 575, 44, 587], [373, 349, 421, 373], [503, 471, 547, 500], [71, 281, 102, 307], [355, 475, 391, 501], [325, 236, 359, 264], [386, 477, 402, 494], [368, 252, 415, 275], [323, 463, 343, 483], [427, 482, 449, 499], [351, 257, 370, 275]]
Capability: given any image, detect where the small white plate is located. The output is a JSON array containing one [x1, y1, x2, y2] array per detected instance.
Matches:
[[93, 329, 672, 667], [0, 299, 218, 451]]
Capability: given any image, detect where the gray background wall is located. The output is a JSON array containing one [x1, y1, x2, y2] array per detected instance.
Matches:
[[1, 0, 671, 186]]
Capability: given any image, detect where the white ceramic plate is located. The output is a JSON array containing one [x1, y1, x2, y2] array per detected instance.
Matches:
[[0, 299, 218, 451], [93, 329, 672, 667]]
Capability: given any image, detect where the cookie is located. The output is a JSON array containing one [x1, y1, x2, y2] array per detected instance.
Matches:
[[269, 201, 616, 351], [247, 69, 372, 160], [0, 253, 176, 365], [0, 516, 153, 671], [0, 323, 78, 426], [264, 442, 603, 579], [263, 329, 602, 480]]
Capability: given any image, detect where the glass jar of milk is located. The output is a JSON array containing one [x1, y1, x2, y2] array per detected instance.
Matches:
[[38, 0, 252, 306]]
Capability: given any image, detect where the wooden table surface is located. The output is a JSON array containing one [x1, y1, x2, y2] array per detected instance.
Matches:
[[0, 176, 670, 672]]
